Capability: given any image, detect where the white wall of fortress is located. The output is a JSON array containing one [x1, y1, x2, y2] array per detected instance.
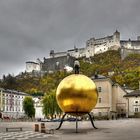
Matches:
[[26, 62, 41, 73], [50, 31, 121, 58], [88, 31, 120, 55]]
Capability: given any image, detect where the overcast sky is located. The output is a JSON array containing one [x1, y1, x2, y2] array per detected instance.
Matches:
[[0, 0, 140, 78]]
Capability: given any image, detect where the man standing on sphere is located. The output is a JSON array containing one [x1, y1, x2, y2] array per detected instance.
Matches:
[[74, 59, 80, 74]]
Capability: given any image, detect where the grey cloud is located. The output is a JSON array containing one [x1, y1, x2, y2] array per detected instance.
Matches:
[[0, 0, 140, 77]]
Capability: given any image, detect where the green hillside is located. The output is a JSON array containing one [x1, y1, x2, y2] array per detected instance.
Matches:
[[0, 50, 140, 95], [80, 50, 140, 89]]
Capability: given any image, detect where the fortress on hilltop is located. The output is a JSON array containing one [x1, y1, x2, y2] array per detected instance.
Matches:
[[26, 30, 140, 73], [50, 30, 120, 58]]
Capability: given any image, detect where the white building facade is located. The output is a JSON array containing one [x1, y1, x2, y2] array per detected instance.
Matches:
[[124, 90, 140, 117], [0, 88, 28, 118], [91, 75, 127, 119], [33, 97, 45, 119]]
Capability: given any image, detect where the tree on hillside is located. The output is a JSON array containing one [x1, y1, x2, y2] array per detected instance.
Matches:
[[23, 96, 35, 119], [1, 74, 18, 90], [42, 89, 62, 119]]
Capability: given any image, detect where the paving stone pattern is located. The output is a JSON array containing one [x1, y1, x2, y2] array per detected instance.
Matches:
[[0, 131, 53, 140]]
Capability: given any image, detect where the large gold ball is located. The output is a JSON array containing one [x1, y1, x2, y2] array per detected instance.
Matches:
[[56, 74, 98, 116]]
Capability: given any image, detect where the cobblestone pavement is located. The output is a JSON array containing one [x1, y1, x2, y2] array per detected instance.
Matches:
[[0, 131, 57, 140], [0, 119, 140, 140]]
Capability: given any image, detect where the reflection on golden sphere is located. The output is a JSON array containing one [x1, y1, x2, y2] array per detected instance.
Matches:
[[56, 74, 98, 116]]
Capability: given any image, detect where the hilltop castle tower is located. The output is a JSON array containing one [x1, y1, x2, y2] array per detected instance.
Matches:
[[85, 30, 120, 57], [26, 58, 42, 73]]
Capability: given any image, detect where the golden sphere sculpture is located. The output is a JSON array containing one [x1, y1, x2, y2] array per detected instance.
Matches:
[[56, 74, 98, 116]]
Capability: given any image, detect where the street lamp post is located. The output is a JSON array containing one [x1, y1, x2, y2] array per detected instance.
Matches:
[[127, 98, 129, 118]]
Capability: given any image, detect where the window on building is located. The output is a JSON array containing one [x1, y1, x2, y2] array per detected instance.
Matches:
[[134, 107, 139, 112], [134, 100, 139, 104], [98, 87, 102, 92], [99, 98, 102, 103]]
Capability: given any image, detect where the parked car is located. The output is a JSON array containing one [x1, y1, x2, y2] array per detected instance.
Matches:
[[37, 118, 50, 122], [50, 118, 61, 122], [65, 117, 82, 122]]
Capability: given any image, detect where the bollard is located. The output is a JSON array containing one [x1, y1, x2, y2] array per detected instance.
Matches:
[[34, 124, 39, 132], [40, 123, 46, 133]]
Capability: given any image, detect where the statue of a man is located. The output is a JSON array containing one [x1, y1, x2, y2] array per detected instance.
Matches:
[[74, 59, 80, 74]]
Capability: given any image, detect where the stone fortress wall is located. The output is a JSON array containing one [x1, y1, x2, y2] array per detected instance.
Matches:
[[42, 55, 75, 73], [121, 36, 140, 59], [121, 47, 140, 60]]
